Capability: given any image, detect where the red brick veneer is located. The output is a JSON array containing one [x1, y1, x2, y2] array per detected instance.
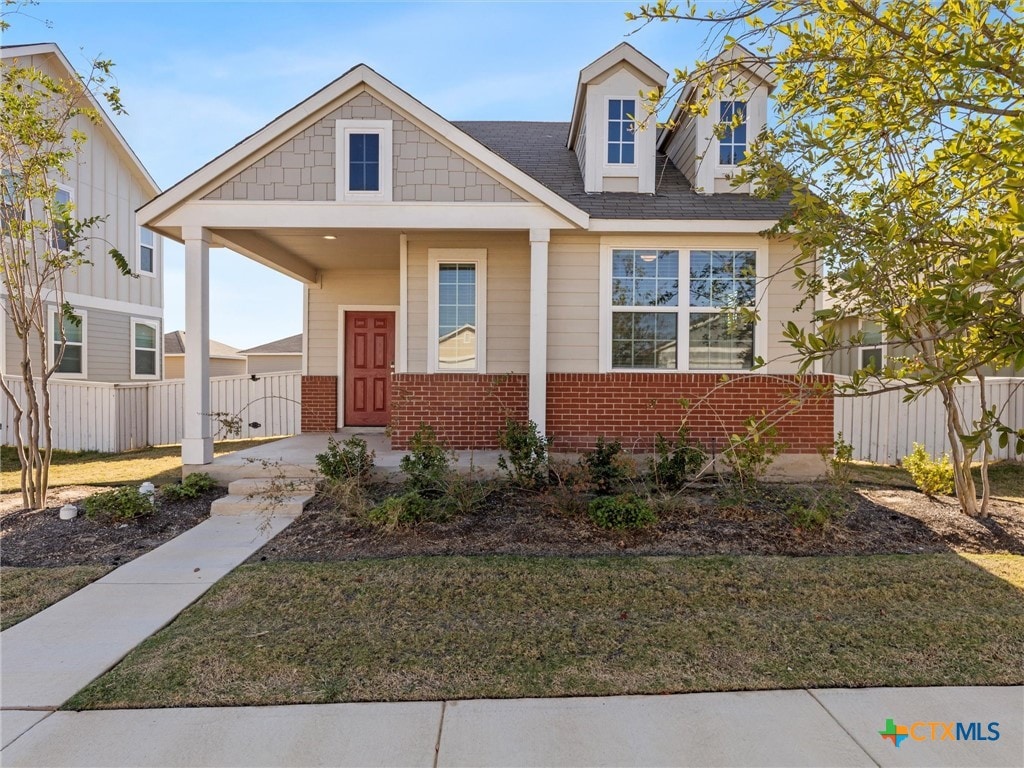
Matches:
[[300, 376, 338, 432], [390, 373, 528, 449], [546, 373, 834, 454]]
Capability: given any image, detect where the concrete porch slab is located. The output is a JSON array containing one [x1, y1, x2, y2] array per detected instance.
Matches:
[[1, 703, 442, 768]]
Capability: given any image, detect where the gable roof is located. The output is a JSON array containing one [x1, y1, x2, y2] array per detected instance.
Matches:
[[1, 43, 160, 198], [139, 64, 589, 231], [238, 333, 302, 355], [456, 121, 791, 220], [163, 330, 243, 358]]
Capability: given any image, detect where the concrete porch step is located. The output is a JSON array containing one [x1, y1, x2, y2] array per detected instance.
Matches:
[[210, 478, 316, 517]]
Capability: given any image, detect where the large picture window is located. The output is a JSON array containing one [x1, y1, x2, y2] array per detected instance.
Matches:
[[603, 244, 761, 372]]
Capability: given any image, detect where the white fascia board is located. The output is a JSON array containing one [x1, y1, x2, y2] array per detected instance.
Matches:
[[589, 218, 778, 233], [140, 65, 589, 230], [161, 200, 576, 232]]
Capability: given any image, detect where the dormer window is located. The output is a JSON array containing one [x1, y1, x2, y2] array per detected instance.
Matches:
[[607, 98, 636, 165], [336, 119, 393, 202], [718, 101, 747, 165]]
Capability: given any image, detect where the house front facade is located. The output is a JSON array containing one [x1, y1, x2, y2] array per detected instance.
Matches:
[[1, 43, 165, 384], [140, 44, 833, 474]]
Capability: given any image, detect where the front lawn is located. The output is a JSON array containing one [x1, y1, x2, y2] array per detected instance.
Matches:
[[0, 437, 281, 493], [66, 553, 1024, 710], [1, 565, 112, 631]]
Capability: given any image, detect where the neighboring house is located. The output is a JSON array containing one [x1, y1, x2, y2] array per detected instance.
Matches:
[[238, 333, 303, 375], [163, 330, 245, 379], [1, 43, 164, 383], [139, 43, 833, 472]]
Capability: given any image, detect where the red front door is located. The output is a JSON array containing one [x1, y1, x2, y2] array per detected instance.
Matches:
[[344, 312, 394, 427]]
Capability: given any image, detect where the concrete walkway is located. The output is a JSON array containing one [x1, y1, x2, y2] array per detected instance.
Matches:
[[1, 513, 295, 745], [1, 686, 1020, 767]]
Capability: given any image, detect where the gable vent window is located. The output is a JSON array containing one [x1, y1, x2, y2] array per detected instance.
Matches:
[[336, 119, 393, 202], [607, 98, 636, 165], [718, 101, 747, 166]]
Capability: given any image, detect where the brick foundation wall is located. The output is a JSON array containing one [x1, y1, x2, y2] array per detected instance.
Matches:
[[390, 373, 528, 449], [301, 375, 338, 432], [546, 373, 834, 454]]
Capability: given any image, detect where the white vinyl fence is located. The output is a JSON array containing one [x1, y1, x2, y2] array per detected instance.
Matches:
[[834, 376, 1024, 465], [1, 372, 301, 453]]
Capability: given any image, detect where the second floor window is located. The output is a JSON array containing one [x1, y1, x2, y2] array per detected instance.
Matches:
[[718, 100, 747, 165], [139, 227, 155, 274], [607, 99, 636, 165], [348, 133, 380, 192], [51, 185, 73, 251]]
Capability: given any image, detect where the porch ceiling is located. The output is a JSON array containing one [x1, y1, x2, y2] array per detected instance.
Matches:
[[239, 228, 402, 271]]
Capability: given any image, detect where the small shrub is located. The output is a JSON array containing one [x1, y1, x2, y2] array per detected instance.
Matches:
[[545, 458, 593, 516], [315, 435, 375, 482], [581, 437, 633, 495], [367, 491, 442, 529], [784, 487, 847, 530], [902, 443, 954, 498], [83, 486, 154, 522], [439, 460, 491, 516], [318, 476, 370, 518], [400, 423, 453, 495], [587, 493, 657, 530], [160, 472, 218, 502], [819, 432, 854, 487], [722, 415, 785, 488], [651, 429, 707, 491], [497, 418, 550, 488]]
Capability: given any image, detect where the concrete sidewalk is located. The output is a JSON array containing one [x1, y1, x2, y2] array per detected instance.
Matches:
[[1, 513, 294, 745], [1, 686, 1020, 767]]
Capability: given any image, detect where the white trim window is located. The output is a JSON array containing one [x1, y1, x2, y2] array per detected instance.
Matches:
[[335, 119, 393, 202], [51, 182, 74, 252], [601, 243, 765, 373], [718, 100, 747, 166], [606, 98, 637, 166], [48, 306, 87, 378], [427, 248, 487, 373], [859, 319, 886, 371], [131, 318, 160, 379], [138, 227, 156, 276]]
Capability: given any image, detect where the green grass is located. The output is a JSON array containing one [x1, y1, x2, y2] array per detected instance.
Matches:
[[65, 553, 1024, 710], [1, 566, 112, 630], [0, 438, 282, 493], [851, 459, 1024, 501]]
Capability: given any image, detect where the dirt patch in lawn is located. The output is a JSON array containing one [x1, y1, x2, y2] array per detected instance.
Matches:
[[251, 483, 1024, 563], [0, 488, 225, 568]]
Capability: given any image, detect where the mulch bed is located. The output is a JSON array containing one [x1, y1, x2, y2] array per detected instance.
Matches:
[[250, 482, 1024, 563], [0, 487, 225, 568]]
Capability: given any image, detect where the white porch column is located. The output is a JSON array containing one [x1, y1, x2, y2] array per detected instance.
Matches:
[[182, 227, 213, 465], [529, 228, 550, 435]]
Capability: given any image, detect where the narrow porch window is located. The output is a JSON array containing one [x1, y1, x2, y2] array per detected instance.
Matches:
[[437, 263, 477, 370]]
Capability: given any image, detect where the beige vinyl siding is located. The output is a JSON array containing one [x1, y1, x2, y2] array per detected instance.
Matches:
[[406, 232, 530, 374], [246, 354, 302, 375], [306, 270, 400, 376], [764, 238, 809, 374], [25, 53, 162, 311], [163, 355, 246, 380], [548, 233, 600, 372], [664, 116, 698, 189]]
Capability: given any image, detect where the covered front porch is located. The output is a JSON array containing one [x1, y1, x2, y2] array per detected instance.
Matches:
[[185, 429, 507, 485]]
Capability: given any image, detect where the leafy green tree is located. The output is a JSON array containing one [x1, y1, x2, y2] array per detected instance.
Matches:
[[1, 7, 133, 509], [630, 0, 1024, 516]]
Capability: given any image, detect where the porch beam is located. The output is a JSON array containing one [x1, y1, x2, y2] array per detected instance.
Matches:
[[211, 229, 318, 285], [162, 201, 578, 232], [182, 226, 213, 466], [529, 228, 550, 436]]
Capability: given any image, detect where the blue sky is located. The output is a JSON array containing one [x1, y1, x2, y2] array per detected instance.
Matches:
[[5, 0, 703, 349]]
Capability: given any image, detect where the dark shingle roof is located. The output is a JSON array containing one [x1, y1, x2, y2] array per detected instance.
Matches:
[[454, 121, 791, 221], [238, 334, 303, 355]]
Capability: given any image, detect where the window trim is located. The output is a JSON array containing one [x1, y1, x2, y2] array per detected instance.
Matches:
[[51, 181, 75, 253], [858, 318, 886, 372], [426, 248, 487, 374], [137, 226, 156, 277], [335, 119, 393, 203], [715, 99, 748, 171], [130, 317, 161, 380], [603, 96, 638, 171], [47, 306, 88, 379], [599, 240, 767, 374]]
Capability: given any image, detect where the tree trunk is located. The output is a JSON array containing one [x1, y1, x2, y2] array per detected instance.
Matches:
[[937, 381, 979, 516]]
